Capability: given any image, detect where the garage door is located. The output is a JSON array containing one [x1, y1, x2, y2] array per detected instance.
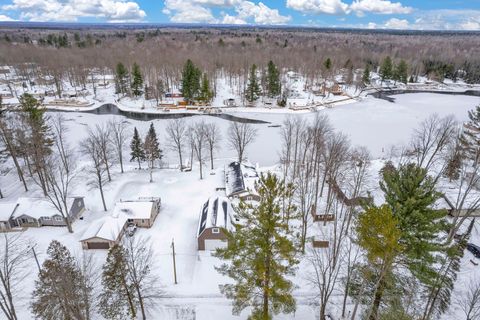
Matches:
[[204, 239, 228, 251], [87, 242, 110, 249]]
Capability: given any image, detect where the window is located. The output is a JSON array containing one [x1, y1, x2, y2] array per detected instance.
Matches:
[[78, 200, 82, 208], [142, 219, 145, 223], [212, 228, 220, 234], [43, 216, 51, 221], [54, 216, 63, 221], [27, 218, 34, 223]]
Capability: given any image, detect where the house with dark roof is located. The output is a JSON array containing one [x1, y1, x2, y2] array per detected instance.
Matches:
[[197, 195, 234, 251], [225, 162, 260, 202]]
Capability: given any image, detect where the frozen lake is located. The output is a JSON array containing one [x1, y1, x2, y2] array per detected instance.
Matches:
[[57, 92, 480, 166]]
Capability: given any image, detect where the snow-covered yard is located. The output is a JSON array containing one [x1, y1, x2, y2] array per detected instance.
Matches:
[[2, 92, 480, 319]]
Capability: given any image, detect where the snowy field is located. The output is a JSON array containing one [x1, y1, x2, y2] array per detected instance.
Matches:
[[3, 92, 480, 320]]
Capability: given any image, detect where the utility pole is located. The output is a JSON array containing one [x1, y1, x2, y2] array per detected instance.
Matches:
[[171, 238, 177, 284], [31, 245, 41, 272]]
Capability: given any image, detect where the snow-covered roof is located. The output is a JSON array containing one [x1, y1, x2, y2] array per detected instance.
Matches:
[[225, 162, 245, 196], [113, 200, 154, 220], [225, 162, 258, 197], [81, 215, 126, 242], [12, 197, 76, 220], [0, 202, 18, 221], [197, 195, 234, 237], [81, 198, 158, 242]]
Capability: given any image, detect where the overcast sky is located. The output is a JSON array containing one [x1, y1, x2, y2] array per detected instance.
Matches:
[[0, 0, 479, 31]]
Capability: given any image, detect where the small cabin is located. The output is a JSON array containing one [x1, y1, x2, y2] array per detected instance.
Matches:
[[197, 196, 234, 251]]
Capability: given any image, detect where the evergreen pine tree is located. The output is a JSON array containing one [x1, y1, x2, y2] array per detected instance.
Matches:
[[266, 60, 281, 97], [20, 93, 53, 195], [31, 240, 89, 319], [130, 127, 145, 169], [245, 64, 261, 103], [99, 245, 137, 320], [216, 173, 298, 319], [199, 73, 213, 104], [394, 60, 408, 84], [115, 62, 128, 95], [181, 59, 201, 103], [131, 62, 143, 97], [459, 105, 480, 164], [144, 123, 162, 182], [380, 163, 447, 286], [356, 205, 404, 320], [323, 57, 332, 71], [380, 56, 393, 81], [362, 65, 371, 85]]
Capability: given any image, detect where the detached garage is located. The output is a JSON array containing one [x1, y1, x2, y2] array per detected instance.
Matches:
[[80, 215, 127, 250], [197, 195, 234, 251]]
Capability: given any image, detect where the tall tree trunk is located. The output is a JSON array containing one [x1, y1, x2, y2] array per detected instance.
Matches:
[[178, 149, 183, 170], [210, 147, 214, 170], [119, 150, 124, 173], [99, 180, 107, 212], [135, 286, 146, 320]]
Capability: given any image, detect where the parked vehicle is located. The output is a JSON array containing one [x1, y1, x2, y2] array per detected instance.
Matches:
[[126, 223, 137, 237], [467, 243, 480, 259]]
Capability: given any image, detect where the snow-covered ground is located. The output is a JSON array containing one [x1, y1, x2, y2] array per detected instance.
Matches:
[[1, 91, 480, 319]]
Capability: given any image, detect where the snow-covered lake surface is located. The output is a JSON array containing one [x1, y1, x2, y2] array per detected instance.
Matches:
[[4, 92, 480, 319], [65, 92, 479, 166]]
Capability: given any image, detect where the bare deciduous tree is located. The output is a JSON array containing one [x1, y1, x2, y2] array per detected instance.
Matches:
[[457, 280, 480, 320], [190, 121, 207, 179], [410, 114, 457, 174], [123, 236, 163, 320], [205, 122, 221, 170], [108, 118, 129, 174], [227, 121, 257, 163], [165, 118, 187, 170], [0, 233, 33, 320], [81, 133, 109, 211]]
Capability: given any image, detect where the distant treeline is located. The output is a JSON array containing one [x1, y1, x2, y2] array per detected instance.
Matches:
[[0, 27, 480, 84]]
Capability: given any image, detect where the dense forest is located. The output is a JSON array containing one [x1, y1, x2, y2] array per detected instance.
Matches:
[[1, 26, 480, 89]]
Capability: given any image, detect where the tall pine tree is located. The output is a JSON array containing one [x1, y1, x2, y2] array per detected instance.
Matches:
[[362, 65, 371, 85], [199, 73, 213, 104], [131, 62, 143, 97], [181, 59, 201, 103], [144, 123, 162, 182], [380, 56, 393, 81], [99, 245, 137, 320], [20, 93, 53, 196], [130, 127, 145, 169], [245, 64, 261, 103], [395, 60, 409, 84], [459, 105, 480, 164], [216, 172, 298, 319], [266, 60, 281, 97], [115, 62, 129, 95], [31, 240, 90, 320]]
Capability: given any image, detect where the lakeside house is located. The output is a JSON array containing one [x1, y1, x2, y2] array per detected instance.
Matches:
[[225, 162, 260, 202], [80, 197, 161, 249], [0, 197, 85, 231]]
